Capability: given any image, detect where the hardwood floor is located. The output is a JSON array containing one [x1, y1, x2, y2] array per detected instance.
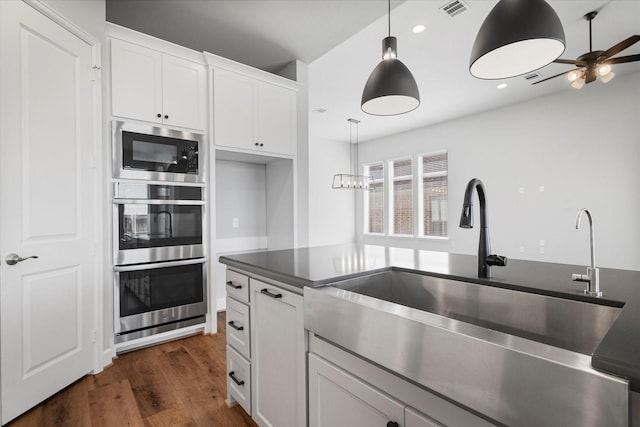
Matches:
[[7, 312, 258, 427]]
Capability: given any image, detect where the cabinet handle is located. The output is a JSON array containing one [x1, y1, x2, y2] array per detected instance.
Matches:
[[259, 143, 264, 147], [260, 288, 282, 299], [226, 281, 242, 290], [386, 422, 399, 427], [157, 113, 162, 118], [254, 142, 259, 146], [228, 371, 245, 386], [227, 320, 244, 331], [164, 114, 169, 119]]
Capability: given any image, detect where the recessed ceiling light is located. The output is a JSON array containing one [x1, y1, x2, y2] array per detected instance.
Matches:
[[412, 24, 426, 34], [497, 83, 508, 89]]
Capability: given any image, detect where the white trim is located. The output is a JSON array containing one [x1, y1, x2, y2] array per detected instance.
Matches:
[[204, 51, 302, 91], [23, 0, 99, 45], [106, 22, 204, 64]]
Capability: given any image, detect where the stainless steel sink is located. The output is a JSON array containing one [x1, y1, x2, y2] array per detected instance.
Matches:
[[329, 270, 622, 355], [304, 270, 629, 427]]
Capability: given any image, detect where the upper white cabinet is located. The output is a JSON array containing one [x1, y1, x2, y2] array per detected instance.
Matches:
[[111, 38, 206, 131], [213, 68, 296, 156]]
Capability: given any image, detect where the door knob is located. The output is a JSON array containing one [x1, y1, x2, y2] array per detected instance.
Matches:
[[5, 253, 38, 266]]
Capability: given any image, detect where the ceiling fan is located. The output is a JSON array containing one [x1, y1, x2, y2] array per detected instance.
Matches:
[[533, 10, 640, 88]]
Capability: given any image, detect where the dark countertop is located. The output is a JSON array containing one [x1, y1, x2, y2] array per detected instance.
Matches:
[[219, 243, 640, 392]]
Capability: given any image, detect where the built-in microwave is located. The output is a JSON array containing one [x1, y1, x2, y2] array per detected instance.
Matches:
[[113, 181, 205, 265], [112, 121, 204, 183]]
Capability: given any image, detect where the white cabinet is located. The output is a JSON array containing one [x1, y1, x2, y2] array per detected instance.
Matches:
[[225, 269, 252, 414], [213, 68, 296, 156], [309, 353, 405, 427], [308, 335, 493, 427], [309, 354, 446, 427], [250, 278, 305, 427], [111, 38, 205, 131], [406, 407, 444, 427]]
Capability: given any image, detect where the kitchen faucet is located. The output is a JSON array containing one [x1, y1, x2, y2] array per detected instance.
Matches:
[[571, 208, 602, 297], [459, 178, 507, 278]]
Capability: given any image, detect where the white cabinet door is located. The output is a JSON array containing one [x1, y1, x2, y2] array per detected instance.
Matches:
[[213, 68, 257, 151], [111, 38, 163, 124], [162, 53, 205, 131], [213, 68, 296, 156], [0, 1, 97, 423], [308, 354, 405, 427], [406, 407, 444, 427], [250, 280, 305, 427], [257, 82, 295, 156]]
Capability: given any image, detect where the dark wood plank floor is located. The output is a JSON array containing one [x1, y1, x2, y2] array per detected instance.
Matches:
[[7, 312, 258, 427]]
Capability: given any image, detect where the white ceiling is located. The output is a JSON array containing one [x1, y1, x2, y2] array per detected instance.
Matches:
[[107, 0, 640, 143]]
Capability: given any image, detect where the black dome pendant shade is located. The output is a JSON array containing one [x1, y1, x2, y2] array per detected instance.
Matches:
[[361, 1, 420, 116], [470, 0, 566, 79]]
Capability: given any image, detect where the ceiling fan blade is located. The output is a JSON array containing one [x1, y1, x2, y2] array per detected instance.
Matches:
[[553, 58, 586, 66], [598, 35, 640, 60], [606, 54, 640, 65], [531, 68, 581, 85]]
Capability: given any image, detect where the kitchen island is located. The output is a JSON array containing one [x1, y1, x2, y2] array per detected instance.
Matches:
[[220, 244, 640, 426]]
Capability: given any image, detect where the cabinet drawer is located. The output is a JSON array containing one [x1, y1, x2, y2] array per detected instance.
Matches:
[[227, 345, 251, 415], [226, 297, 250, 358], [226, 269, 249, 303]]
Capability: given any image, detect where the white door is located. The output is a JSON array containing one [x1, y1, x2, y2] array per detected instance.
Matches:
[[308, 353, 406, 427], [111, 37, 163, 124], [162, 53, 206, 131], [0, 1, 97, 423]]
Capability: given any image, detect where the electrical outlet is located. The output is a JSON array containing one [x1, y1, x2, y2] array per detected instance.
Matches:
[[232, 217, 239, 228]]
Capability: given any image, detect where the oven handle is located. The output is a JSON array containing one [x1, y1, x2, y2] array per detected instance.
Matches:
[[113, 199, 204, 206], [114, 258, 205, 272]]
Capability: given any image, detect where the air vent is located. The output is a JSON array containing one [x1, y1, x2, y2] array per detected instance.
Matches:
[[439, 0, 469, 17], [524, 72, 542, 81]]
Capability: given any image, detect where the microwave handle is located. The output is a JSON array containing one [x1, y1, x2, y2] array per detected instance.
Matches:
[[112, 199, 205, 206], [114, 258, 205, 272]]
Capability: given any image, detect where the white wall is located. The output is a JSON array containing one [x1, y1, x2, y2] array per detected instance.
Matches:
[[308, 134, 357, 247], [216, 160, 267, 239], [357, 71, 640, 271]]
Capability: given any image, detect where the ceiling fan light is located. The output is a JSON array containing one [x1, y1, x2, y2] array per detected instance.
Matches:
[[567, 70, 580, 82], [600, 71, 615, 83], [571, 76, 586, 89], [597, 64, 612, 76], [469, 0, 565, 79]]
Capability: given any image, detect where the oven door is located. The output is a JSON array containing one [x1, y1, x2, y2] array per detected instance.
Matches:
[[113, 184, 205, 265], [112, 121, 203, 183], [114, 258, 207, 335]]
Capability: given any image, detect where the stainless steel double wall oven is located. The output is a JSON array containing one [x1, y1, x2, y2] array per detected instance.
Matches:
[[112, 121, 207, 344]]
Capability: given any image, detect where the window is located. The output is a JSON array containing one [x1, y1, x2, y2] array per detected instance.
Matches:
[[421, 152, 448, 237], [391, 158, 413, 235], [364, 162, 384, 233], [363, 151, 448, 239]]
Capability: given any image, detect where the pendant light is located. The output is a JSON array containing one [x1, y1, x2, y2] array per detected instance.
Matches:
[[361, 0, 420, 116], [469, 0, 565, 79], [332, 119, 372, 190]]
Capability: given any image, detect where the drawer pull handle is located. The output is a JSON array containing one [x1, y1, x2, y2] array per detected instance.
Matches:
[[386, 422, 399, 427], [226, 281, 242, 290], [261, 288, 282, 299], [229, 371, 245, 386], [228, 320, 244, 331]]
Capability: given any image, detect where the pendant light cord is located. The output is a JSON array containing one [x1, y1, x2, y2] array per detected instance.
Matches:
[[388, 0, 391, 37]]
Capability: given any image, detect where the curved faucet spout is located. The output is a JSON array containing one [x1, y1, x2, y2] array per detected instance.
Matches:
[[575, 208, 595, 269], [459, 178, 506, 278], [572, 208, 601, 297]]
